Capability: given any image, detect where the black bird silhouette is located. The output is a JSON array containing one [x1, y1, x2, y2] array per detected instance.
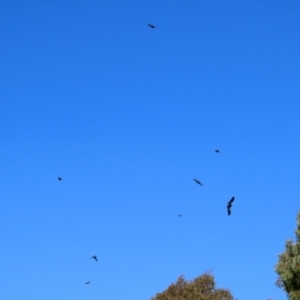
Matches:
[[85, 281, 90, 284], [148, 24, 156, 28], [227, 197, 235, 215], [91, 255, 98, 262], [193, 178, 203, 186], [58, 177, 62, 181], [215, 149, 220, 153], [178, 214, 182, 217]]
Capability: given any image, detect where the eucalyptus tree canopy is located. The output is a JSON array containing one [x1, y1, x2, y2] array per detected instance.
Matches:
[[275, 211, 300, 300], [150, 272, 234, 300]]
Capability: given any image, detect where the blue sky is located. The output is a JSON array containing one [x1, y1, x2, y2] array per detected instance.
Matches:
[[0, 1, 299, 299]]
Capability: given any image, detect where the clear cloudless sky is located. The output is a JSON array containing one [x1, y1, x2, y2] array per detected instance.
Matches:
[[0, 1, 299, 299]]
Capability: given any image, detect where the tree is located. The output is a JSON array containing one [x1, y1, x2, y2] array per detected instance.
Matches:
[[150, 272, 234, 300], [275, 211, 300, 300]]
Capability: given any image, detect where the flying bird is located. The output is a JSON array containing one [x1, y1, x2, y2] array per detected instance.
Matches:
[[193, 178, 203, 186], [58, 177, 62, 181], [147, 24, 157, 28], [215, 149, 220, 153], [91, 255, 98, 262], [227, 197, 235, 215], [85, 281, 90, 285], [178, 214, 182, 217]]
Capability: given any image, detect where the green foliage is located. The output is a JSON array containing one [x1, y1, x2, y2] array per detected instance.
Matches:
[[150, 272, 234, 300], [275, 211, 300, 300]]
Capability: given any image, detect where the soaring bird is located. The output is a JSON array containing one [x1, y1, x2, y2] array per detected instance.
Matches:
[[178, 214, 182, 217], [215, 149, 220, 153], [91, 255, 98, 262], [148, 24, 156, 28], [85, 281, 90, 284], [227, 197, 235, 215], [193, 178, 203, 186], [58, 177, 62, 181]]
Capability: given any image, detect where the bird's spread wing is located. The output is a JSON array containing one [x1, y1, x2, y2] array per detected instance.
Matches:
[[193, 178, 202, 185]]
